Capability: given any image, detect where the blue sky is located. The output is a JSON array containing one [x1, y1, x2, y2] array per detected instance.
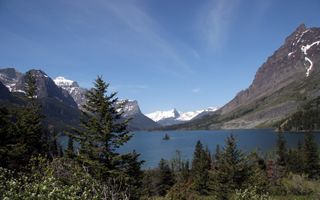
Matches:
[[0, 0, 320, 113]]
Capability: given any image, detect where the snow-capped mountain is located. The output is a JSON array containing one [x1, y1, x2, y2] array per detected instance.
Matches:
[[117, 100, 160, 130], [0, 68, 23, 92], [146, 107, 218, 126], [117, 100, 141, 117], [54, 76, 88, 108], [146, 109, 180, 122]]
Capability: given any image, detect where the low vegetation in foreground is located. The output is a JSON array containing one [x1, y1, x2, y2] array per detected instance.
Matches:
[[1, 73, 320, 200]]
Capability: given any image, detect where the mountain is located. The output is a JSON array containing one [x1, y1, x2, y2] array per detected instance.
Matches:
[[146, 107, 218, 126], [0, 68, 80, 130], [54, 76, 88, 108], [0, 68, 23, 92], [166, 24, 320, 130], [0, 81, 11, 100], [53, 75, 159, 131], [119, 100, 160, 130]]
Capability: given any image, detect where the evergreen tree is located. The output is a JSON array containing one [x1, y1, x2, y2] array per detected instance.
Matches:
[[2, 72, 45, 170], [215, 144, 221, 162], [276, 133, 287, 168], [73, 76, 132, 177], [118, 150, 144, 200], [19, 72, 43, 157], [303, 133, 320, 179], [156, 158, 174, 196], [66, 137, 75, 158], [72, 76, 143, 198], [212, 135, 249, 200], [287, 148, 304, 174], [247, 152, 269, 194], [0, 107, 16, 168], [191, 140, 210, 195]]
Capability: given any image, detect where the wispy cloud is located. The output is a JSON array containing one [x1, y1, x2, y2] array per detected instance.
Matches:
[[198, 0, 240, 50], [100, 1, 194, 77]]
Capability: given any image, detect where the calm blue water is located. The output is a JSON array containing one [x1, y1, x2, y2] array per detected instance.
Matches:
[[118, 129, 320, 169]]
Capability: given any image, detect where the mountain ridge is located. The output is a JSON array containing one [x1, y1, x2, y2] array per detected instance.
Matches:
[[146, 107, 218, 126], [162, 24, 320, 130]]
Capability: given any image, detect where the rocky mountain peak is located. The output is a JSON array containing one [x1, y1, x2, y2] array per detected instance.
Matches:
[[119, 100, 142, 117], [54, 76, 87, 107], [0, 68, 23, 91], [222, 24, 320, 115]]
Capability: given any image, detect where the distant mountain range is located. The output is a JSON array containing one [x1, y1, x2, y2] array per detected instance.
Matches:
[[165, 24, 320, 130], [146, 107, 218, 126], [0, 68, 161, 131]]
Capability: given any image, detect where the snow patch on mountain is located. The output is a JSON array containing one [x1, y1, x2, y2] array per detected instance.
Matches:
[[300, 41, 320, 77], [301, 41, 320, 55], [54, 76, 75, 87]]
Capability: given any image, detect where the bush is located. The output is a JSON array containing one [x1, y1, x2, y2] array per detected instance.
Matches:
[[281, 173, 319, 196], [0, 156, 133, 200], [233, 186, 270, 200]]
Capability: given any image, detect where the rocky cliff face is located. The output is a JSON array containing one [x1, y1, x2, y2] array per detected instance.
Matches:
[[0, 68, 23, 91], [222, 24, 320, 115], [118, 100, 160, 130], [54, 76, 88, 108], [0, 81, 11, 100], [170, 24, 320, 130], [218, 24, 320, 129]]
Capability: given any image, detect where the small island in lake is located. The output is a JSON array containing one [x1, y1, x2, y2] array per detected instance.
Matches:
[[163, 133, 170, 140]]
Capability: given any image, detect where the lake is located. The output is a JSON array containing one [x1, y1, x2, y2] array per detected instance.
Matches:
[[118, 129, 320, 169]]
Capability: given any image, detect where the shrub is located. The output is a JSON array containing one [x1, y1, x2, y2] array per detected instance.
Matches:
[[233, 186, 270, 200]]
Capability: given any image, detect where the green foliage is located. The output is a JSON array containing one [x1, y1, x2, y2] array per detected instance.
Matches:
[[191, 140, 211, 195], [211, 135, 250, 200], [156, 158, 174, 196], [302, 133, 320, 179], [286, 143, 304, 174], [281, 173, 320, 196], [280, 97, 320, 131], [0, 156, 136, 200], [233, 186, 270, 200], [65, 136, 74, 159], [73, 76, 132, 177], [0, 72, 47, 170], [276, 133, 287, 168]]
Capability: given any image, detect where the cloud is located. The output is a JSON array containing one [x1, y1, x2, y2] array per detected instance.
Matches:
[[198, 0, 240, 50], [101, 1, 194, 77]]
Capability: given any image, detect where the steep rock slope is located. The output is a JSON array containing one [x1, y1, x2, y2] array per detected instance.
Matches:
[[119, 100, 160, 130], [54, 76, 88, 108], [169, 24, 320, 130]]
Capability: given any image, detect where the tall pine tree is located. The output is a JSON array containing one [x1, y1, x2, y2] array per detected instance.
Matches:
[[276, 133, 287, 168], [191, 140, 210, 195], [211, 135, 249, 200], [72, 76, 143, 199], [2, 72, 45, 170], [156, 158, 174, 196], [303, 133, 320, 179]]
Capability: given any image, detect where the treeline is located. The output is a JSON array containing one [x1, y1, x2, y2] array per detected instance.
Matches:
[[279, 97, 320, 131], [0, 73, 143, 199], [142, 133, 320, 199]]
